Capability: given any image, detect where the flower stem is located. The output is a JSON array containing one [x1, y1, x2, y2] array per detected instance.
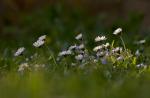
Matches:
[[46, 45, 57, 67], [120, 36, 126, 51]]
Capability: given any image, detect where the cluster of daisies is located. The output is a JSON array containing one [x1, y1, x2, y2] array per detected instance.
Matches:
[[14, 35, 47, 72], [57, 28, 147, 68], [58, 33, 86, 60], [14, 28, 148, 73]]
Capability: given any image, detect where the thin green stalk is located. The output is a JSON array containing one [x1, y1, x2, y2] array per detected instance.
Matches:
[[46, 45, 58, 67], [120, 36, 126, 51]]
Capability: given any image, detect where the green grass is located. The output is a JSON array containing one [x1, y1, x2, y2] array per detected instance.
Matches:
[[0, 64, 150, 98]]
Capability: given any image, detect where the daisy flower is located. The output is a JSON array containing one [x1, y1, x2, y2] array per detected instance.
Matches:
[[96, 51, 105, 57], [75, 54, 84, 61], [34, 64, 45, 71], [75, 33, 82, 40], [104, 43, 110, 48], [137, 40, 146, 44], [117, 56, 124, 61], [14, 47, 25, 56], [33, 40, 45, 48], [93, 45, 104, 52], [95, 36, 107, 42], [69, 45, 77, 50], [18, 63, 29, 72], [136, 63, 147, 68], [58, 50, 72, 57], [38, 35, 46, 41], [135, 49, 141, 56], [78, 44, 85, 50], [112, 47, 122, 53], [113, 28, 122, 35]]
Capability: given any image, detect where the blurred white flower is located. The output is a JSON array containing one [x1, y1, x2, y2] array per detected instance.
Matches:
[[96, 52, 105, 57], [93, 45, 104, 52], [113, 28, 122, 35], [58, 50, 72, 57], [71, 63, 76, 66], [34, 64, 45, 71], [38, 35, 46, 41], [78, 44, 85, 50], [94, 59, 98, 63], [135, 50, 141, 56], [117, 56, 124, 61], [69, 45, 77, 50], [104, 43, 110, 48], [95, 36, 107, 42], [25, 58, 29, 61], [112, 47, 122, 53], [33, 40, 45, 48], [75, 33, 82, 40], [18, 63, 29, 72], [14, 47, 25, 56], [77, 50, 85, 54], [136, 63, 147, 68], [137, 40, 146, 44], [75, 54, 83, 61]]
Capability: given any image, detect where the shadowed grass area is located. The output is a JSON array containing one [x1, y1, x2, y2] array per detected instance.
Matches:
[[0, 67, 150, 98]]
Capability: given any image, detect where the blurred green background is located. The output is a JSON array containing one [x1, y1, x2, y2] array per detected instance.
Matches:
[[0, 0, 150, 43]]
